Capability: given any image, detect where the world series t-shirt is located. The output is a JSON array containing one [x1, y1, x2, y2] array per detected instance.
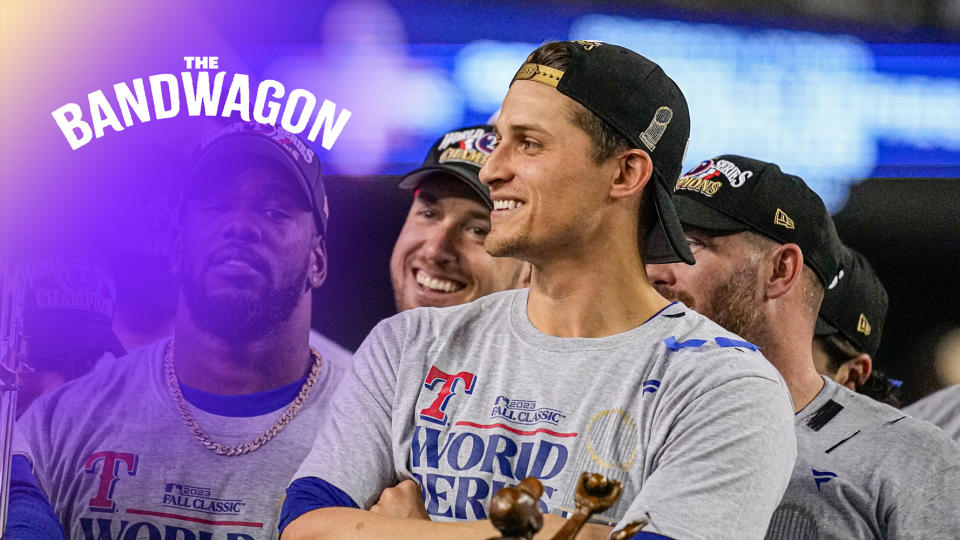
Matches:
[[15, 337, 346, 540], [289, 289, 797, 539]]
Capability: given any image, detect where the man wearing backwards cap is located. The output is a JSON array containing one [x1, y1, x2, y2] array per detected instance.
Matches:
[[813, 246, 903, 407], [12, 122, 347, 539], [390, 124, 529, 312], [647, 155, 960, 539], [282, 41, 795, 540]]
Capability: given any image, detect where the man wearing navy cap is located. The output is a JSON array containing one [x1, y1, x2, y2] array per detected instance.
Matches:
[[647, 154, 960, 538], [282, 42, 796, 540], [13, 122, 346, 539]]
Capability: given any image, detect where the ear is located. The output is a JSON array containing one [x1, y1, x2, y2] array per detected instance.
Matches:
[[169, 224, 184, 276], [307, 235, 328, 289], [835, 353, 873, 391], [764, 243, 804, 300], [609, 149, 654, 201]]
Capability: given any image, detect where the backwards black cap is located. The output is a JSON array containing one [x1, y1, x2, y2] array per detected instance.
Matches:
[[815, 247, 888, 357], [398, 124, 496, 208], [188, 122, 328, 234], [511, 41, 694, 264], [672, 154, 843, 288]]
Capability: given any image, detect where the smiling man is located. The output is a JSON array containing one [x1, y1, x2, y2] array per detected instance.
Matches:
[[390, 124, 528, 312], [13, 122, 346, 539], [281, 41, 796, 540]]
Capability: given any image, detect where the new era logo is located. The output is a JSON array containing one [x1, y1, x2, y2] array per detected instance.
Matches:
[[857, 313, 871, 336], [774, 208, 795, 229]]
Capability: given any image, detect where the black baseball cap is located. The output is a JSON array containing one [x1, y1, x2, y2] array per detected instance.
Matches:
[[398, 124, 496, 208], [511, 41, 693, 264], [815, 246, 888, 357], [672, 155, 843, 287], [187, 122, 328, 234]]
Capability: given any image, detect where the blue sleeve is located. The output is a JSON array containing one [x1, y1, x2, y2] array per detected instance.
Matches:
[[278, 476, 359, 535], [630, 533, 674, 539], [3, 455, 64, 540]]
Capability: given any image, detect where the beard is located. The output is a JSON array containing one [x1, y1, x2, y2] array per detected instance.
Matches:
[[182, 255, 308, 342], [484, 224, 528, 259], [703, 264, 773, 348], [484, 214, 579, 262], [655, 263, 773, 348]]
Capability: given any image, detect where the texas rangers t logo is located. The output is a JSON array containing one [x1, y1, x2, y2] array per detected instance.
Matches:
[[419, 366, 476, 425], [84, 450, 139, 512]]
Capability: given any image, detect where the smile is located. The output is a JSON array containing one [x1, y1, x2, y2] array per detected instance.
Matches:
[[218, 259, 258, 272], [492, 199, 525, 211], [415, 270, 465, 293]]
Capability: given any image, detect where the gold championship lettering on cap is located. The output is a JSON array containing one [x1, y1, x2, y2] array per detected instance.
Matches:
[[438, 147, 490, 167], [513, 63, 565, 88]]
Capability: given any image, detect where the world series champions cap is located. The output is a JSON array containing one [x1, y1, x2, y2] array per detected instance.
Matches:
[[511, 40, 694, 264], [187, 122, 329, 234], [398, 124, 497, 209], [671, 154, 843, 288], [815, 246, 888, 357], [22, 257, 126, 362]]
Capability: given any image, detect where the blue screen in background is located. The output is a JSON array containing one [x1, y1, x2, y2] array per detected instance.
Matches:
[[252, 0, 960, 212]]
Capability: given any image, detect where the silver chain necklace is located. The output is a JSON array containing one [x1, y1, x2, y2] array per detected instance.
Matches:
[[163, 339, 323, 456]]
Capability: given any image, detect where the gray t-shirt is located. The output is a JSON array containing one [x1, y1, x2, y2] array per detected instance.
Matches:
[[292, 289, 797, 539], [766, 376, 960, 539], [15, 337, 346, 540], [904, 384, 960, 444]]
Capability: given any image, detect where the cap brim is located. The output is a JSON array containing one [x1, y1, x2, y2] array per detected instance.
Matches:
[[399, 164, 492, 209], [673, 196, 751, 233], [27, 314, 126, 361], [191, 134, 324, 232], [645, 181, 696, 265]]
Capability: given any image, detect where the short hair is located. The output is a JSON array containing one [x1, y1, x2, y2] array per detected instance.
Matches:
[[737, 231, 824, 317], [818, 335, 901, 407], [526, 41, 656, 244], [527, 42, 631, 164]]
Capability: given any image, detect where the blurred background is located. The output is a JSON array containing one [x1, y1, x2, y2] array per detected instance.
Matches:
[[2, 0, 959, 405]]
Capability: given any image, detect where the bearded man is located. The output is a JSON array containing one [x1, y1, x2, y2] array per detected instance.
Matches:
[[12, 122, 345, 539]]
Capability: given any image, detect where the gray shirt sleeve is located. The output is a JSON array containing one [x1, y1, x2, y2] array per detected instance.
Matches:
[[14, 397, 56, 501], [291, 316, 405, 508], [617, 375, 797, 540], [884, 423, 960, 537]]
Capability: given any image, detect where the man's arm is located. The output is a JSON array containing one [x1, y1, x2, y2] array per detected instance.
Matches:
[[280, 316, 409, 534], [3, 455, 65, 540], [885, 423, 960, 537], [281, 506, 610, 540]]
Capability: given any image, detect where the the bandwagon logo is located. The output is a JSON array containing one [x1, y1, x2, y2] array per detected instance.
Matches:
[[51, 56, 351, 151], [489, 396, 566, 426]]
